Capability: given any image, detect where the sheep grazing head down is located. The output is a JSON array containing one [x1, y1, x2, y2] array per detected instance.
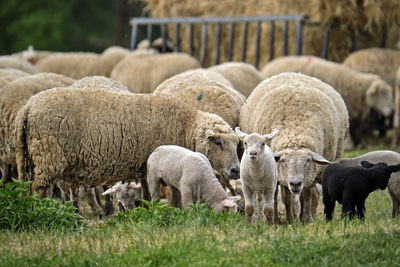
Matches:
[[204, 129, 240, 180], [274, 148, 330, 194], [103, 181, 142, 210], [366, 80, 393, 118], [235, 127, 278, 160]]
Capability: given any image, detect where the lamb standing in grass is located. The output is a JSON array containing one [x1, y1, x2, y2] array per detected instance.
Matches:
[[103, 181, 142, 212], [339, 150, 400, 218], [147, 145, 237, 213], [240, 73, 348, 223], [322, 161, 400, 221], [235, 127, 278, 223]]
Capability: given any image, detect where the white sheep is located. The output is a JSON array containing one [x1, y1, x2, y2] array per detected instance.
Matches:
[[154, 68, 245, 127], [15, 89, 240, 202], [36, 46, 130, 79], [343, 47, 400, 88], [102, 181, 142, 212], [0, 73, 75, 187], [147, 145, 237, 213], [235, 127, 278, 223], [261, 55, 392, 147], [240, 72, 348, 223], [209, 62, 264, 97], [111, 52, 201, 93], [0, 56, 37, 74], [339, 150, 400, 218]]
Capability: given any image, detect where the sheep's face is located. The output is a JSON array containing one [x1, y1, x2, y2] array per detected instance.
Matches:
[[103, 182, 142, 211], [203, 129, 240, 180], [274, 149, 330, 194], [243, 134, 267, 160], [366, 80, 393, 118], [212, 198, 238, 213], [235, 127, 278, 161]]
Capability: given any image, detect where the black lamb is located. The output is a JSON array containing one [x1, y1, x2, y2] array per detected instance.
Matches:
[[322, 160, 400, 221]]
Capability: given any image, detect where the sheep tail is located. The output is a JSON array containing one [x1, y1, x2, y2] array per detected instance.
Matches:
[[15, 104, 34, 184]]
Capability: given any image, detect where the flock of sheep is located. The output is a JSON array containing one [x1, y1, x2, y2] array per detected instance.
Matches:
[[1, 41, 400, 223]]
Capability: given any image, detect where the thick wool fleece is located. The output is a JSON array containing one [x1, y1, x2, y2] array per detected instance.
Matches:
[[15, 89, 239, 198], [209, 62, 264, 97], [240, 72, 348, 187], [0, 73, 75, 165], [154, 68, 245, 127], [111, 52, 201, 93]]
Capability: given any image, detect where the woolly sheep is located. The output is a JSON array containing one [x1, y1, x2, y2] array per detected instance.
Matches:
[[339, 150, 400, 218], [261, 56, 393, 146], [111, 52, 201, 93], [0, 56, 37, 74], [36, 46, 130, 79], [0, 68, 30, 82], [322, 161, 400, 220], [154, 68, 245, 127], [147, 145, 237, 213], [240, 72, 348, 223], [0, 73, 75, 187], [102, 181, 142, 212], [72, 75, 130, 93], [209, 62, 264, 97], [15, 89, 240, 201], [235, 127, 278, 223], [343, 47, 400, 88], [12, 45, 54, 65]]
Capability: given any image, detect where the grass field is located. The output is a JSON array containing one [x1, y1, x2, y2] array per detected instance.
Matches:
[[1, 141, 400, 266]]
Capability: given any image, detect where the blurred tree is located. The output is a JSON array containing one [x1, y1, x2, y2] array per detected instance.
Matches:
[[0, 0, 147, 55]]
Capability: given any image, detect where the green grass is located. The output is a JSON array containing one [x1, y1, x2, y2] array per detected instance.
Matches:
[[1, 143, 400, 266]]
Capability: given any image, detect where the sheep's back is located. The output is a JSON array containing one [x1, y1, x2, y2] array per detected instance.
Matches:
[[20, 89, 197, 186]]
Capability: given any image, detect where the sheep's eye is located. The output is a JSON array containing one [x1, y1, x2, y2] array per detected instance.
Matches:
[[244, 142, 247, 146], [262, 143, 265, 146], [214, 140, 223, 148]]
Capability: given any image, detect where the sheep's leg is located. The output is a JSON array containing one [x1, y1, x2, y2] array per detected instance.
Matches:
[[180, 186, 194, 208], [70, 186, 80, 213], [1, 163, 14, 188], [261, 188, 275, 224], [148, 175, 161, 201], [273, 184, 281, 224], [322, 193, 335, 221], [355, 199, 366, 220], [282, 186, 294, 223], [311, 185, 320, 217], [242, 183, 257, 223], [300, 187, 313, 223], [170, 186, 183, 209], [342, 191, 356, 220], [102, 185, 114, 216], [388, 189, 399, 218], [85, 188, 104, 218]]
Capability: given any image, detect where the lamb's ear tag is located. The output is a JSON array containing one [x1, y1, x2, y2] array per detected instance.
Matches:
[[370, 87, 377, 94], [206, 130, 215, 139]]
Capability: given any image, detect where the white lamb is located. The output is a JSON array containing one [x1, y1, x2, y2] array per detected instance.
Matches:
[[102, 181, 142, 212], [235, 127, 278, 223], [147, 145, 237, 213]]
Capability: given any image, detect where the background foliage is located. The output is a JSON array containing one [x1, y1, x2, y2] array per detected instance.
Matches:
[[0, 0, 147, 54]]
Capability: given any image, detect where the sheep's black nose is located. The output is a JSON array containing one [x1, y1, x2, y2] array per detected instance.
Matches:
[[250, 151, 258, 156], [231, 167, 239, 178]]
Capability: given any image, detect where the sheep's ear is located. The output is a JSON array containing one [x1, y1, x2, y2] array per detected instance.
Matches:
[[263, 128, 278, 140], [361, 160, 374, 168], [310, 152, 331, 165], [205, 129, 216, 139], [229, 195, 242, 203], [222, 199, 237, 212], [102, 187, 117, 196], [235, 127, 247, 139]]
